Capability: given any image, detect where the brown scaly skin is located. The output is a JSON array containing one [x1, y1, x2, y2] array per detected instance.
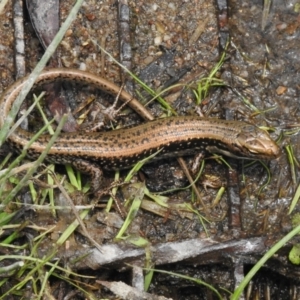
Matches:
[[0, 69, 281, 191]]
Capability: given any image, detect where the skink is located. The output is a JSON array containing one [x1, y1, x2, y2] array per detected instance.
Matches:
[[0, 69, 281, 191]]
